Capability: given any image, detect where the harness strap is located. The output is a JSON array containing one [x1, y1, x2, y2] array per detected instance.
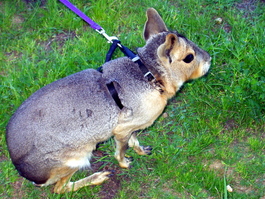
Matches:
[[109, 40, 155, 81], [134, 58, 155, 82], [106, 82, 124, 109], [105, 40, 121, 62], [102, 41, 155, 109]]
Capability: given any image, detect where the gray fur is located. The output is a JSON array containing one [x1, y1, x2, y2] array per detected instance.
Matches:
[[6, 69, 120, 183]]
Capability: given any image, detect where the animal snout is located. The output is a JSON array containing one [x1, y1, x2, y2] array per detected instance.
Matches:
[[203, 57, 211, 75]]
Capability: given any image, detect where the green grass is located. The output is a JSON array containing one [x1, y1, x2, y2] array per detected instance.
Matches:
[[1, 0, 264, 198]]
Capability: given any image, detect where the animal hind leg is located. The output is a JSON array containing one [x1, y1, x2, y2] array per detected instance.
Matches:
[[54, 170, 111, 193], [53, 170, 76, 194], [128, 132, 152, 155]]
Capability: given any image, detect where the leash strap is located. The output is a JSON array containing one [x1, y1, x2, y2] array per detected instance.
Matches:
[[60, 0, 119, 43], [59, 0, 102, 30]]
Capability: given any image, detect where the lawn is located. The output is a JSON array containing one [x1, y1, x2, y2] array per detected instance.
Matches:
[[0, 0, 264, 198]]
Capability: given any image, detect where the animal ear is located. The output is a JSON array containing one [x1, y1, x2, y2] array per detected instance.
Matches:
[[144, 8, 168, 41], [157, 33, 179, 63]]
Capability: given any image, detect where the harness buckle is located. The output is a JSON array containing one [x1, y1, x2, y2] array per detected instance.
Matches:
[[131, 56, 140, 62], [144, 71, 155, 82], [96, 29, 119, 44]]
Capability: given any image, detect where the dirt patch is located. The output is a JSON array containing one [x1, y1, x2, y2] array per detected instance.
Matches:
[[23, 0, 46, 6], [235, 0, 257, 12], [10, 178, 26, 199], [5, 51, 22, 64], [0, 155, 8, 162], [208, 159, 234, 176], [212, 0, 264, 33], [223, 119, 239, 131], [208, 159, 256, 194], [98, 173, 122, 199], [12, 15, 25, 25], [234, 0, 264, 18], [91, 149, 127, 199], [41, 31, 77, 51]]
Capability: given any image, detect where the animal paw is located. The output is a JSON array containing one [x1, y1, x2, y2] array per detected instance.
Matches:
[[89, 171, 112, 185], [135, 145, 153, 155], [142, 146, 152, 155], [119, 156, 134, 169]]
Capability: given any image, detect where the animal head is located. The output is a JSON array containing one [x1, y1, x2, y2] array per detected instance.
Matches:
[[138, 8, 211, 97]]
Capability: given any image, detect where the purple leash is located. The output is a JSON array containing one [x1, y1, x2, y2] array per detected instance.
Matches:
[[60, 0, 119, 43], [59, 0, 101, 30]]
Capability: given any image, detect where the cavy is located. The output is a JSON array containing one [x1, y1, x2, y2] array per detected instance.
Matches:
[[6, 8, 211, 193]]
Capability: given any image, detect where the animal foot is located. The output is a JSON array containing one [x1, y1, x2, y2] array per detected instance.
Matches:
[[134, 145, 153, 155], [89, 171, 112, 185], [142, 146, 152, 155], [118, 156, 134, 169]]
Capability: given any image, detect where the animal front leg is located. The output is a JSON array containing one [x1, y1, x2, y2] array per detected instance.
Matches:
[[128, 132, 152, 155], [114, 136, 133, 169]]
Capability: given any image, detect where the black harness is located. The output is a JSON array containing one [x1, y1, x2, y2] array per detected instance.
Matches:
[[98, 40, 155, 109], [59, 0, 155, 110]]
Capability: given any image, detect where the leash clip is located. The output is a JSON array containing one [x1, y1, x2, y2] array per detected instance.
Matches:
[[96, 29, 119, 44]]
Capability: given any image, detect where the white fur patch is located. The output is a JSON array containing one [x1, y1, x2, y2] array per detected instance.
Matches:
[[65, 154, 91, 169], [177, 80, 184, 90], [203, 61, 211, 75]]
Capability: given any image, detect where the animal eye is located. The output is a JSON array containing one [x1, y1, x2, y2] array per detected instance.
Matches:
[[183, 54, 194, 63]]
